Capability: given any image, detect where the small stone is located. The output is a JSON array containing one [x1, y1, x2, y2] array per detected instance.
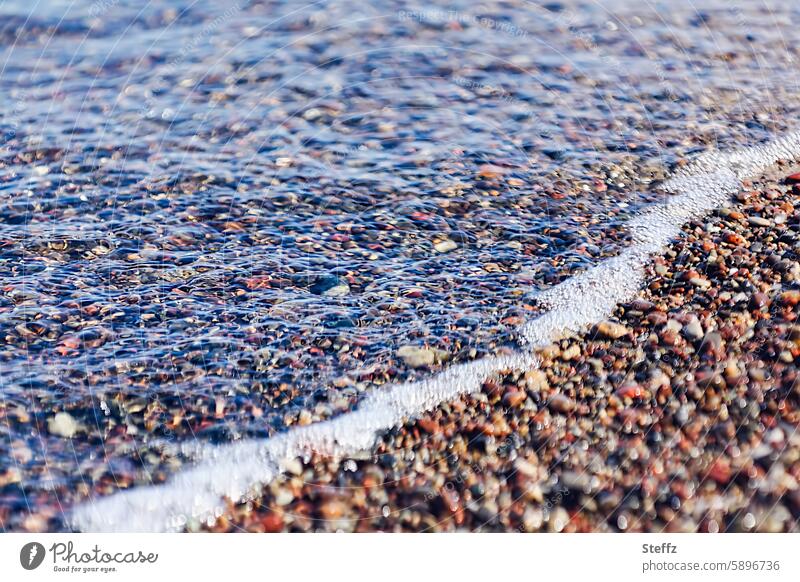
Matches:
[[513, 457, 539, 478], [524, 369, 549, 391], [282, 458, 303, 476], [747, 216, 772, 227], [261, 512, 284, 533], [298, 410, 313, 426], [0, 467, 21, 487], [724, 361, 741, 383], [319, 499, 347, 521], [48, 412, 79, 438], [548, 394, 575, 414], [539, 344, 561, 359], [561, 344, 580, 360], [417, 418, 441, 434], [689, 276, 711, 289], [522, 507, 544, 531], [779, 290, 799, 307], [549, 507, 570, 532], [503, 391, 526, 408], [660, 330, 679, 346], [310, 275, 350, 296], [275, 489, 294, 506], [629, 299, 655, 312], [675, 404, 691, 426], [323, 282, 350, 296], [708, 459, 731, 485], [616, 384, 647, 399], [702, 331, 723, 353], [742, 513, 756, 530], [595, 321, 630, 339], [434, 239, 458, 253], [477, 164, 508, 179], [749, 292, 770, 310], [397, 345, 435, 368], [682, 318, 703, 341]]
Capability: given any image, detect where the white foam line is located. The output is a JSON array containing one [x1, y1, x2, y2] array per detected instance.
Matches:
[[71, 132, 800, 532]]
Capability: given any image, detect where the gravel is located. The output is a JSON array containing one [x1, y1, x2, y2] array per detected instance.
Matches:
[[208, 165, 800, 533]]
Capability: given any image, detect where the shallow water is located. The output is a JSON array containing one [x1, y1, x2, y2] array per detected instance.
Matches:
[[1, 0, 799, 529]]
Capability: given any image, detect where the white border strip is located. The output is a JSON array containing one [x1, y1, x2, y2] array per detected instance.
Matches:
[[2, 533, 799, 580], [71, 132, 800, 532]]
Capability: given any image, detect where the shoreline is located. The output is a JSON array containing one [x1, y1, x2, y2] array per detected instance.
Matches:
[[67, 141, 800, 532], [198, 161, 800, 533]]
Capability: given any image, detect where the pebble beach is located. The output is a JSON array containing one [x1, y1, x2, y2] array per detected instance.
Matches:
[[1, 0, 799, 533], [209, 165, 800, 533]]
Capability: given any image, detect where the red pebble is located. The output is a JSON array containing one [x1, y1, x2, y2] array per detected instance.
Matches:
[[261, 512, 284, 533], [708, 459, 732, 485], [785, 172, 800, 184], [616, 384, 647, 399]]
